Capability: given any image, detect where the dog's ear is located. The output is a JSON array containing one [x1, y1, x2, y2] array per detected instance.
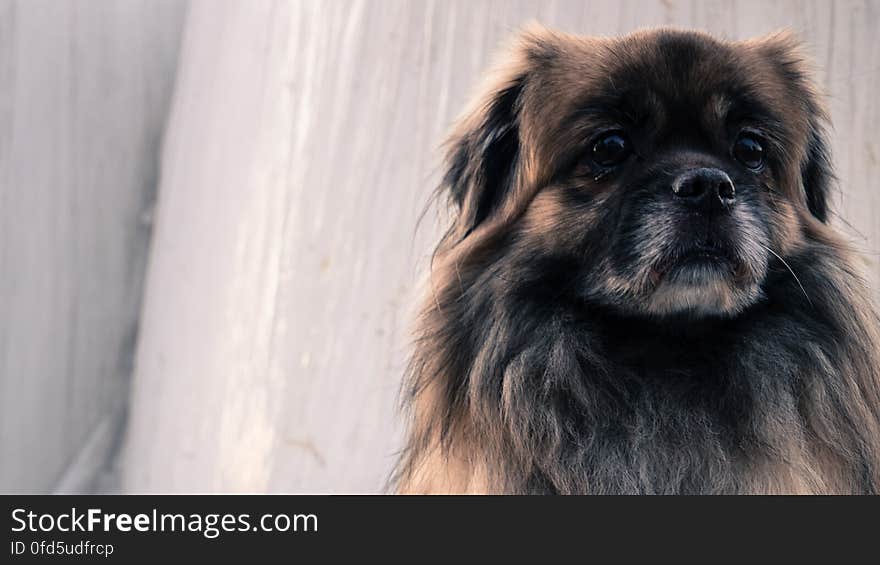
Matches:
[[753, 31, 834, 222], [801, 125, 833, 222], [444, 76, 524, 238], [442, 26, 560, 239]]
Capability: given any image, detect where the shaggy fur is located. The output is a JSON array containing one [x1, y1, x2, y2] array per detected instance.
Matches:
[[394, 26, 880, 494]]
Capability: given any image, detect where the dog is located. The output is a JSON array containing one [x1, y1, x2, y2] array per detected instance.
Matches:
[[394, 26, 880, 494]]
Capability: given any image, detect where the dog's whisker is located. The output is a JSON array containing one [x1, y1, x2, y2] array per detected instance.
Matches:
[[760, 243, 813, 307]]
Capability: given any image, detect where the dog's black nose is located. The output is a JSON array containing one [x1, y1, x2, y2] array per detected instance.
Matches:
[[672, 168, 735, 212]]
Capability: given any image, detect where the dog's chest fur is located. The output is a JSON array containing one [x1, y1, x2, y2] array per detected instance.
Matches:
[[399, 258, 880, 495]]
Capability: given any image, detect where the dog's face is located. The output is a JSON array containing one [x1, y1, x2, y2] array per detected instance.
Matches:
[[444, 28, 831, 318]]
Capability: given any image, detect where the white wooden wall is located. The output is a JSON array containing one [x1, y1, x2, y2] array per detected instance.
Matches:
[[0, 0, 187, 492], [118, 0, 880, 493]]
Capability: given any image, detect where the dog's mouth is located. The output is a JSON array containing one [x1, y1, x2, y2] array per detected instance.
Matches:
[[677, 245, 735, 266], [649, 242, 742, 286]]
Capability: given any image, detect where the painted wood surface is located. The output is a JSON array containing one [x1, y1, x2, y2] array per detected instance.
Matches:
[[120, 0, 880, 493], [0, 0, 186, 492]]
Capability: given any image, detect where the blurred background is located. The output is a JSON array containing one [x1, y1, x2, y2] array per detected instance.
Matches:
[[1, 0, 878, 493]]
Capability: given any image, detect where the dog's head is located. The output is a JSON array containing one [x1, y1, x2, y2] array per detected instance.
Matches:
[[442, 26, 831, 318]]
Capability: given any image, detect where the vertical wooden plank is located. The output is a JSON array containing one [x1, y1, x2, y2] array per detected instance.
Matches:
[[0, 0, 75, 492], [0, 0, 186, 492]]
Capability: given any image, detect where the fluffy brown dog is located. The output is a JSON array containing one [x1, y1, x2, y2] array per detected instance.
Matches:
[[394, 26, 880, 494]]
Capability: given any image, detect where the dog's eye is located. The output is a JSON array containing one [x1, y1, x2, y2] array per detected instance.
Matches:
[[733, 134, 765, 170], [591, 132, 631, 167]]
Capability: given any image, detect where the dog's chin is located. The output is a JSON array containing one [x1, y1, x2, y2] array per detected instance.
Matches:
[[643, 252, 762, 318]]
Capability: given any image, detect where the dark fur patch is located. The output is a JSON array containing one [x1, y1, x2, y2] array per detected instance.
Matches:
[[445, 79, 524, 237], [802, 128, 833, 221]]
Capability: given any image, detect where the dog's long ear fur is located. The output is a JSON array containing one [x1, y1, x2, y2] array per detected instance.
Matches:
[[755, 31, 834, 222], [801, 124, 834, 222], [441, 28, 561, 240], [443, 78, 526, 242], [444, 78, 523, 238]]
